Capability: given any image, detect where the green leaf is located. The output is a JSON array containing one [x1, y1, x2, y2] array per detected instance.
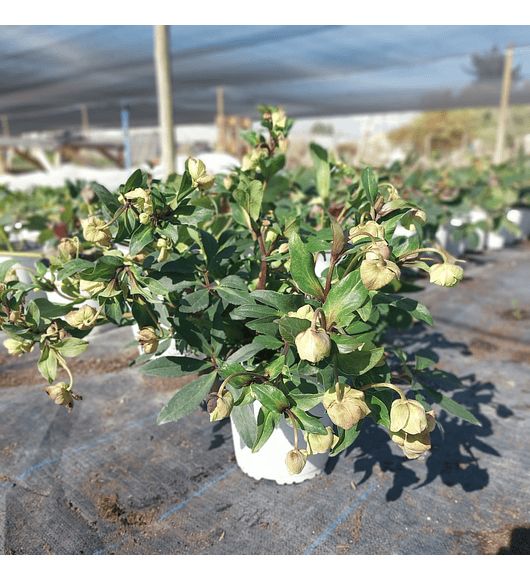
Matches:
[[25, 300, 41, 329], [232, 304, 279, 319], [129, 223, 155, 256], [364, 391, 392, 429], [0, 259, 17, 282], [289, 407, 328, 435], [323, 270, 368, 327], [277, 316, 310, 347], [32, 298, 73, 319], [233, 180, 264, 222], [38, 346, 58, 384], [230, 403, 258, 449], [251, 382, 290, 413], [123, 169, 143, 193], [288, 391, 324, 411], [139, 356, 212, 377], [216, 287, 255, 307], [188, 228, 218, 266], [251, 289, 305, 314], [414, 349, 439, 371], [310, 142, 330, 200], [372, 293, 433, 326], [226, 342, 267, 364], [253, 334, 283, 350], [336, 347, 385, 376], [329, 420, 364, 456], [252, 406, 282, 453], [264, 355, 285, 381], [157, 371, 217, 425], [55, 258, 94, 282], [91, 182, 121, 213], [180, 288, 210, 313], [245, 316, 282, 337], [288, 231, 325, 300], [53, 337, 89, 358], [361, 167, 379, 206], [329, 333, 364, 354]]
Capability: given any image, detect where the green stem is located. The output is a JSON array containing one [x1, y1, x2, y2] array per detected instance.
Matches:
[[104, 204, 129, 228], [0, 250, 45, 259], [218, 371, 265, 395], [56, 351, 74, 389], [359, 382, 406, 399], [310, 307, 327, 331], [398, 247, 448, 262]]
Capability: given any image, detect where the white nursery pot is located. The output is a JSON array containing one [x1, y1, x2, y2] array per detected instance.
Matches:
[[231, 401, 333, 485], [131, 322, 185, 358], [507, 208, 530, 239], [0, 255, 46, 299], [435, 224, 466, 257]]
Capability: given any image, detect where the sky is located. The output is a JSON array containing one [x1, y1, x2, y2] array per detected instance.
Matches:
[[1, 17, 529, 134]]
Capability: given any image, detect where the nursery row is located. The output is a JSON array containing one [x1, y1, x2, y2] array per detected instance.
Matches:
[[0, 107, 507, 483]]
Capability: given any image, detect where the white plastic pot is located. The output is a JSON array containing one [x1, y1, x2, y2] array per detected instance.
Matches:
[[131, 322, 185, 358], [435, 224, 466, 257], [230, 402, 333, 485], [0, 254, 46, 299], [507, 208, 530, 239]]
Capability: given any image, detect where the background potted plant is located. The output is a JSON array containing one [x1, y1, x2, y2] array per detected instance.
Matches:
[[0, 107, 480, 484]]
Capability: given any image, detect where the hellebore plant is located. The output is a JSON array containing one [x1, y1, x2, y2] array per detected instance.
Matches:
[[0, 106, 480, 477]]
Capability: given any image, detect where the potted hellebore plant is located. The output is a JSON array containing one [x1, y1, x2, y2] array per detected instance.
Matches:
[[0, 106, 479, 484]]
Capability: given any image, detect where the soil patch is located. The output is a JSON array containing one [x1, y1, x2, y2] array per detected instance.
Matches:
[[0, 349, 138, 388]]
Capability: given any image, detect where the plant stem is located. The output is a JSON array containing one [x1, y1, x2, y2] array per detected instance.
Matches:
[[359, 381, 406, 399]]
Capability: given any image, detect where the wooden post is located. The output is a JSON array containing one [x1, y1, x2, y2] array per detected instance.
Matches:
[[493, 44, 514, 165], [1, 115, 10, 173], [216, 86, 226, 152], [154, 25, 176, 178], [81, 104, 90, 136]]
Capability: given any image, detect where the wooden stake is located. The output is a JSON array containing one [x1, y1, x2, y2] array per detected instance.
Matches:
[[493, 44, 514, 165], [154, 25, 176, 178], [216, 86, 226, 152], [81, 104, 89, 136]]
